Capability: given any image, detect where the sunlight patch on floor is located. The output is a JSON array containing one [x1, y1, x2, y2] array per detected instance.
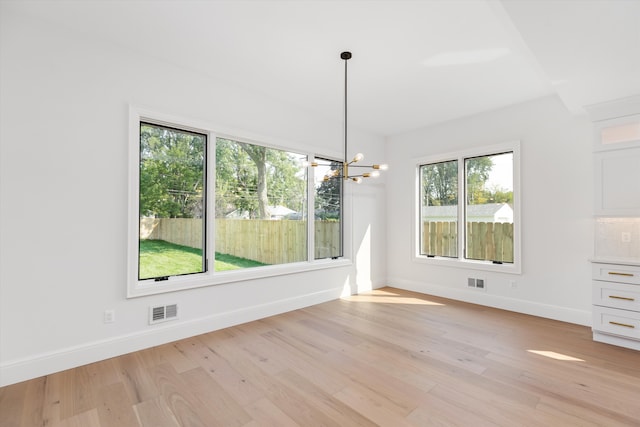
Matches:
[[527, 350, 585, 362], [343, 289, 445, 306]]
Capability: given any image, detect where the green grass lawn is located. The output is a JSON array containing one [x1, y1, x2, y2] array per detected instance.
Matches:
[[139, 240, 266, 279]]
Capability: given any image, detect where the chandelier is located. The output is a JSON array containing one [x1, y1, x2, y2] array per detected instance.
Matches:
[[311, 51, 387, 183]]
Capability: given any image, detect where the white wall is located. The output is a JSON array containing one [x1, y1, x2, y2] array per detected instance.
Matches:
[[386, 96, 594, 325], [0, 8, 387, 386]]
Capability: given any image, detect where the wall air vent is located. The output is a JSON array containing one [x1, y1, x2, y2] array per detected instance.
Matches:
[[149, 303, 178, 325]]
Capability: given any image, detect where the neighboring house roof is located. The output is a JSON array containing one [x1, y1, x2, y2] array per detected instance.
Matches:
[[422, 203, 513, 222], [422, 205, 457, 217], [269, 205, 296, 216]]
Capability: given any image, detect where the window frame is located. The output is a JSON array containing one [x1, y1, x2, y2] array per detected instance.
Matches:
[[138, 121, 209, 281], [414, 141, 521, 274], [312, 156, 345, 260], [128, 107, 350, 298]]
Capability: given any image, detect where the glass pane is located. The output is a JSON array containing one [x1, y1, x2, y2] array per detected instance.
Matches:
[[314, 158, 343, 259], [601, 121, 640, 145], [139, 123, 207, 280], [420, 160, 458, 257], [215, 138, 307, 270], [465, 152, 513, 263]]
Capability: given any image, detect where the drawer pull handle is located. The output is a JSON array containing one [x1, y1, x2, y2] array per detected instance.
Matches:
[[608, 272, 634, 277], [609, 321, 635, 329], [609, 295, 635, 301]]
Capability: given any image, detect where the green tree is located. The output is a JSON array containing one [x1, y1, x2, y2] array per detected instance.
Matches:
[[422, 157, 494, 207], [215, 138, 257, 217], [267, 149, 306, 214], [140, 124, 205, 218], [485, 185, 513, 204], [215, 138, 306, 219], [465, 156, 493, 205], [315, 161, 342, 220], [237, 142, 270, 219], [422, 160, 458, 206]]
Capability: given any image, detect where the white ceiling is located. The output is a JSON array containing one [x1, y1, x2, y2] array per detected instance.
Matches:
[[6, 0, 640, 136]]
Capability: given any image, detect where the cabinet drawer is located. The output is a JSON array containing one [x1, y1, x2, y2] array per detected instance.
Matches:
[[593, 281, 640, 311], [592, 306, 640, 340], [592, 263, 640, 284]]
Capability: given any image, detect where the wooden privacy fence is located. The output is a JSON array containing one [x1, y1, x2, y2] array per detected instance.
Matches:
[[215, 219, 306, 264], [140, 218, 203, 249], [140, 218, 340, 264], [423, 221, 457, 258], [422, 221, 514, 262]]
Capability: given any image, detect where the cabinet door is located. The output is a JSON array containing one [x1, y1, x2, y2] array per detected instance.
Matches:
[[595, 147, 640, 215]]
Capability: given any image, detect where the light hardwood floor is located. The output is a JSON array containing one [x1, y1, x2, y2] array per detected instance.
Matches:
[[2, 287, 640, 426]]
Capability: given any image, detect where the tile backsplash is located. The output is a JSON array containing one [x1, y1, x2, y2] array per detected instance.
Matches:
[[595, 217, 640, 261]]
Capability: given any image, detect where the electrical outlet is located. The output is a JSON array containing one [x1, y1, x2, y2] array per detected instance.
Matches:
[[468, 278, 476, 288], [104, 310, 115, 323], [509, 280, 517, 289], [476, 279, 485, 289]]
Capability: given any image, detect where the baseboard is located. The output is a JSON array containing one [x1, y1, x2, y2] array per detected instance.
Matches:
[[387, 277, 592, 326], [0, 287, 342, 387], [593, 331, 640, 351]]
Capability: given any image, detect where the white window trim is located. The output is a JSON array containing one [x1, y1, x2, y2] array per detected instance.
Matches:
[[128, 106, 351, 298], [413, 141, 521, 275]]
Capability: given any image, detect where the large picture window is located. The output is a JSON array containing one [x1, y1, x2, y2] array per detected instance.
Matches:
[[214, 138, 308, 268], [128, 109, 345, 296], [417, 142, 520, 272]]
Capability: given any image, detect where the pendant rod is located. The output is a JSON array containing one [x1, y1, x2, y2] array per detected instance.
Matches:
[[341, 51, 351, 165], [344, 55, 347, 164]]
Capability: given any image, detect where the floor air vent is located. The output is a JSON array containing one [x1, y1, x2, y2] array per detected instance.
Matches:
[[149, 303, 178, 325]]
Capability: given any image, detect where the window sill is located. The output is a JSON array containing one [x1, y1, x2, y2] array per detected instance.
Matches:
[[413, 254, 521, 275], [127, 258, 352, 298]]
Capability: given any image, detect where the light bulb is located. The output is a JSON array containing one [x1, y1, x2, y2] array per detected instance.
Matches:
[[373, 164, 388, 170], [352, 153, 364, 162], [370, 170, 380, 177], [352, 177, 362, 183]]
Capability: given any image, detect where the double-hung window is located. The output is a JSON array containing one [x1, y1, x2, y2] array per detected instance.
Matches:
[[417, 142, 520, 273], [128, 109, 345, 297]]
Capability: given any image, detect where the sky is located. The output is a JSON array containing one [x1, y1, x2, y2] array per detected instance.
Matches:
[[485, 152, 513, 191]]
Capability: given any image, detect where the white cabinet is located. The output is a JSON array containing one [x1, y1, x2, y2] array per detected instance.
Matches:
[[594, 147, 640, 215], [592, 262, 640, 350], [589, 97, 640, 350]]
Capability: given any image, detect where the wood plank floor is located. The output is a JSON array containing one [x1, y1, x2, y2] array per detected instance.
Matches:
[[2, 287, 640, 426]]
